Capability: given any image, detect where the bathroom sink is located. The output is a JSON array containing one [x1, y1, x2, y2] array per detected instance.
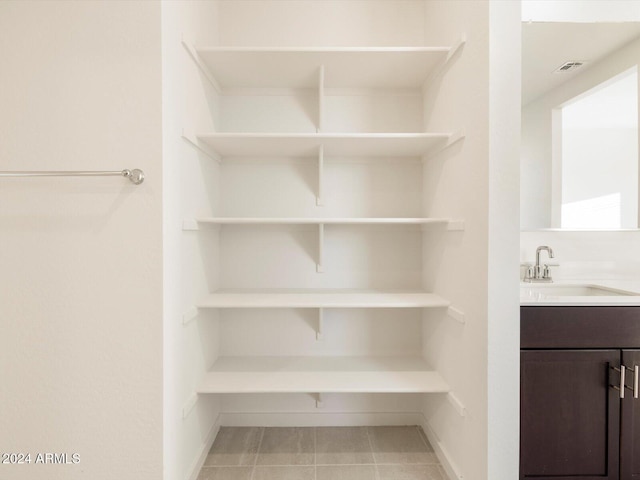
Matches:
[[520, 284, 634, 297]]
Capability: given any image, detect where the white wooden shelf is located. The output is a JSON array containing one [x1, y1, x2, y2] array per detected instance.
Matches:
[[197, 290, 450, 309], [190, 217, 455, 226], [194, 47, 452, 89], [197, 356, 449, 393], [195, 133, 451, 158]]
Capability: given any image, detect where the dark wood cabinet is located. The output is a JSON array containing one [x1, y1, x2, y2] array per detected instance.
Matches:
[[521, 307, 640, 480], [520, 349, 620, 479]]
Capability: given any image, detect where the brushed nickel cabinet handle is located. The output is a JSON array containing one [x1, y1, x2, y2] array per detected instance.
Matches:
[[612, 365, 627, 399]]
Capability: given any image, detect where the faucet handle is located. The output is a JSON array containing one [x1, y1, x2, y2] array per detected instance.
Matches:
[[541, 264, 559, 282], [523, 265, 535, 282]]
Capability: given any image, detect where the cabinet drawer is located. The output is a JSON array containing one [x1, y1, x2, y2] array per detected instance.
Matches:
[[521, 307, 640, 349]]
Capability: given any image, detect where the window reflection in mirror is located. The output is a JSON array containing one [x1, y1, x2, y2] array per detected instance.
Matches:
[[554, 67, 638, 229]]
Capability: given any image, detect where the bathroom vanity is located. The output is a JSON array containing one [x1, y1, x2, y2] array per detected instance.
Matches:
[[520, 284, 640, 480]]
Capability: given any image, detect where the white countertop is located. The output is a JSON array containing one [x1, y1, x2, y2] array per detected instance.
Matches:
[[520, 279, 640, 306]]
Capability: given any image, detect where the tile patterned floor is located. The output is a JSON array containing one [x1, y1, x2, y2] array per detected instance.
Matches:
[[197, 426, 446, 480]]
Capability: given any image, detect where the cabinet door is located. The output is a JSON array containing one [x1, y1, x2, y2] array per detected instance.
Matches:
[[520, 350, 620, 480], [621, 350, 640, 480]]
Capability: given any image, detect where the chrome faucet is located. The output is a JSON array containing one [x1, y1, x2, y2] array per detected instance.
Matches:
[[524, 246, 555, 283]]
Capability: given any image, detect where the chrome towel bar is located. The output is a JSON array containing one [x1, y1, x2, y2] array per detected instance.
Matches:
[[0, 168, 144, 185]]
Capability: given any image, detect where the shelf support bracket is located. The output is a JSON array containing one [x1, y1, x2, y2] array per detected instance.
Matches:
[[446, 34, 467, 65], [182, 392, 198, 419], [182, 219, 200, 231], [181, 34, 222, 94], [446, 306, 465, 324], [182, 219, 221, 233], [446, 219, 465, 232], [314, 392, 325, 409], [423, 130, 465, 162], [317, 145, 324, 206], [182, 129, 222, 163], [317, 308, 324, 340], [317, 223, 324, 273], [318, 64, 325, 133], [422, 33, 466, 92], [182, 306, 199, 326], [446, 391, 466, 417]]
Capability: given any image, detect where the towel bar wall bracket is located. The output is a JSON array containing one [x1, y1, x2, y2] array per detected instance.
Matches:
[[0, 168, 145, 185]]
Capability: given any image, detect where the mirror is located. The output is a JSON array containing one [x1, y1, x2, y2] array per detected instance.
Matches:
[[521, 22, 640, 230]]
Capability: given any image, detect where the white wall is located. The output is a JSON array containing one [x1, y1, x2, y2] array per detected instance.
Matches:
[[521, 101, 553, 228], [487, 3, 521, 479], [0, 2, 163, 480], [217, 0, 426, 47], [421, 2, 491, 474], [161, 2, 223, 480], [522, 0, 640, 22], [521, 230, 640, 280], [221, 159, 424, 218], [421, 2, 520, 480], [521, 35, 640, 230]]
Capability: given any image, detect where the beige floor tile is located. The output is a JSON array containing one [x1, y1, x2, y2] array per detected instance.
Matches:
[[368, 426, 439, 464], [196, 466, 253, 480], [377, 465, 444, 480], [205, 427, 263, 466], [316, 427, 374, 465], [317, 465, 377, 480], [255, 427, 315, 465], [252, 466, 315, 480]]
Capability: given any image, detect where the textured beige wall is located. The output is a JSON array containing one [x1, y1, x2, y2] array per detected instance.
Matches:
[[0, 2, 163, 479]]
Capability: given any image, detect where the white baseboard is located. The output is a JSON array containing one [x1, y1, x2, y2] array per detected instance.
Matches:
[[220, 411, 424, 427], [186, 413, 221, 480], [420, 415, 463, 480]]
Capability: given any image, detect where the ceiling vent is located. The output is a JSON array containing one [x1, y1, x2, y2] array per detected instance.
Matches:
[[553, 61, 585, 74]]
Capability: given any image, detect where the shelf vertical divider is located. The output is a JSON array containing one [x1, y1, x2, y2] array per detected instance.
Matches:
[[317, 308, 324, 340], [317, 223, 324, 273], [317, 145, 324, 206]]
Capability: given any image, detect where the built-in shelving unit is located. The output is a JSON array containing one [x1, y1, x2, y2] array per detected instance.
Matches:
[[197, 356, 449, 394], [172, 4, 483, 480], [197, 290, 450, 309], [183, 6, 464, 416]]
